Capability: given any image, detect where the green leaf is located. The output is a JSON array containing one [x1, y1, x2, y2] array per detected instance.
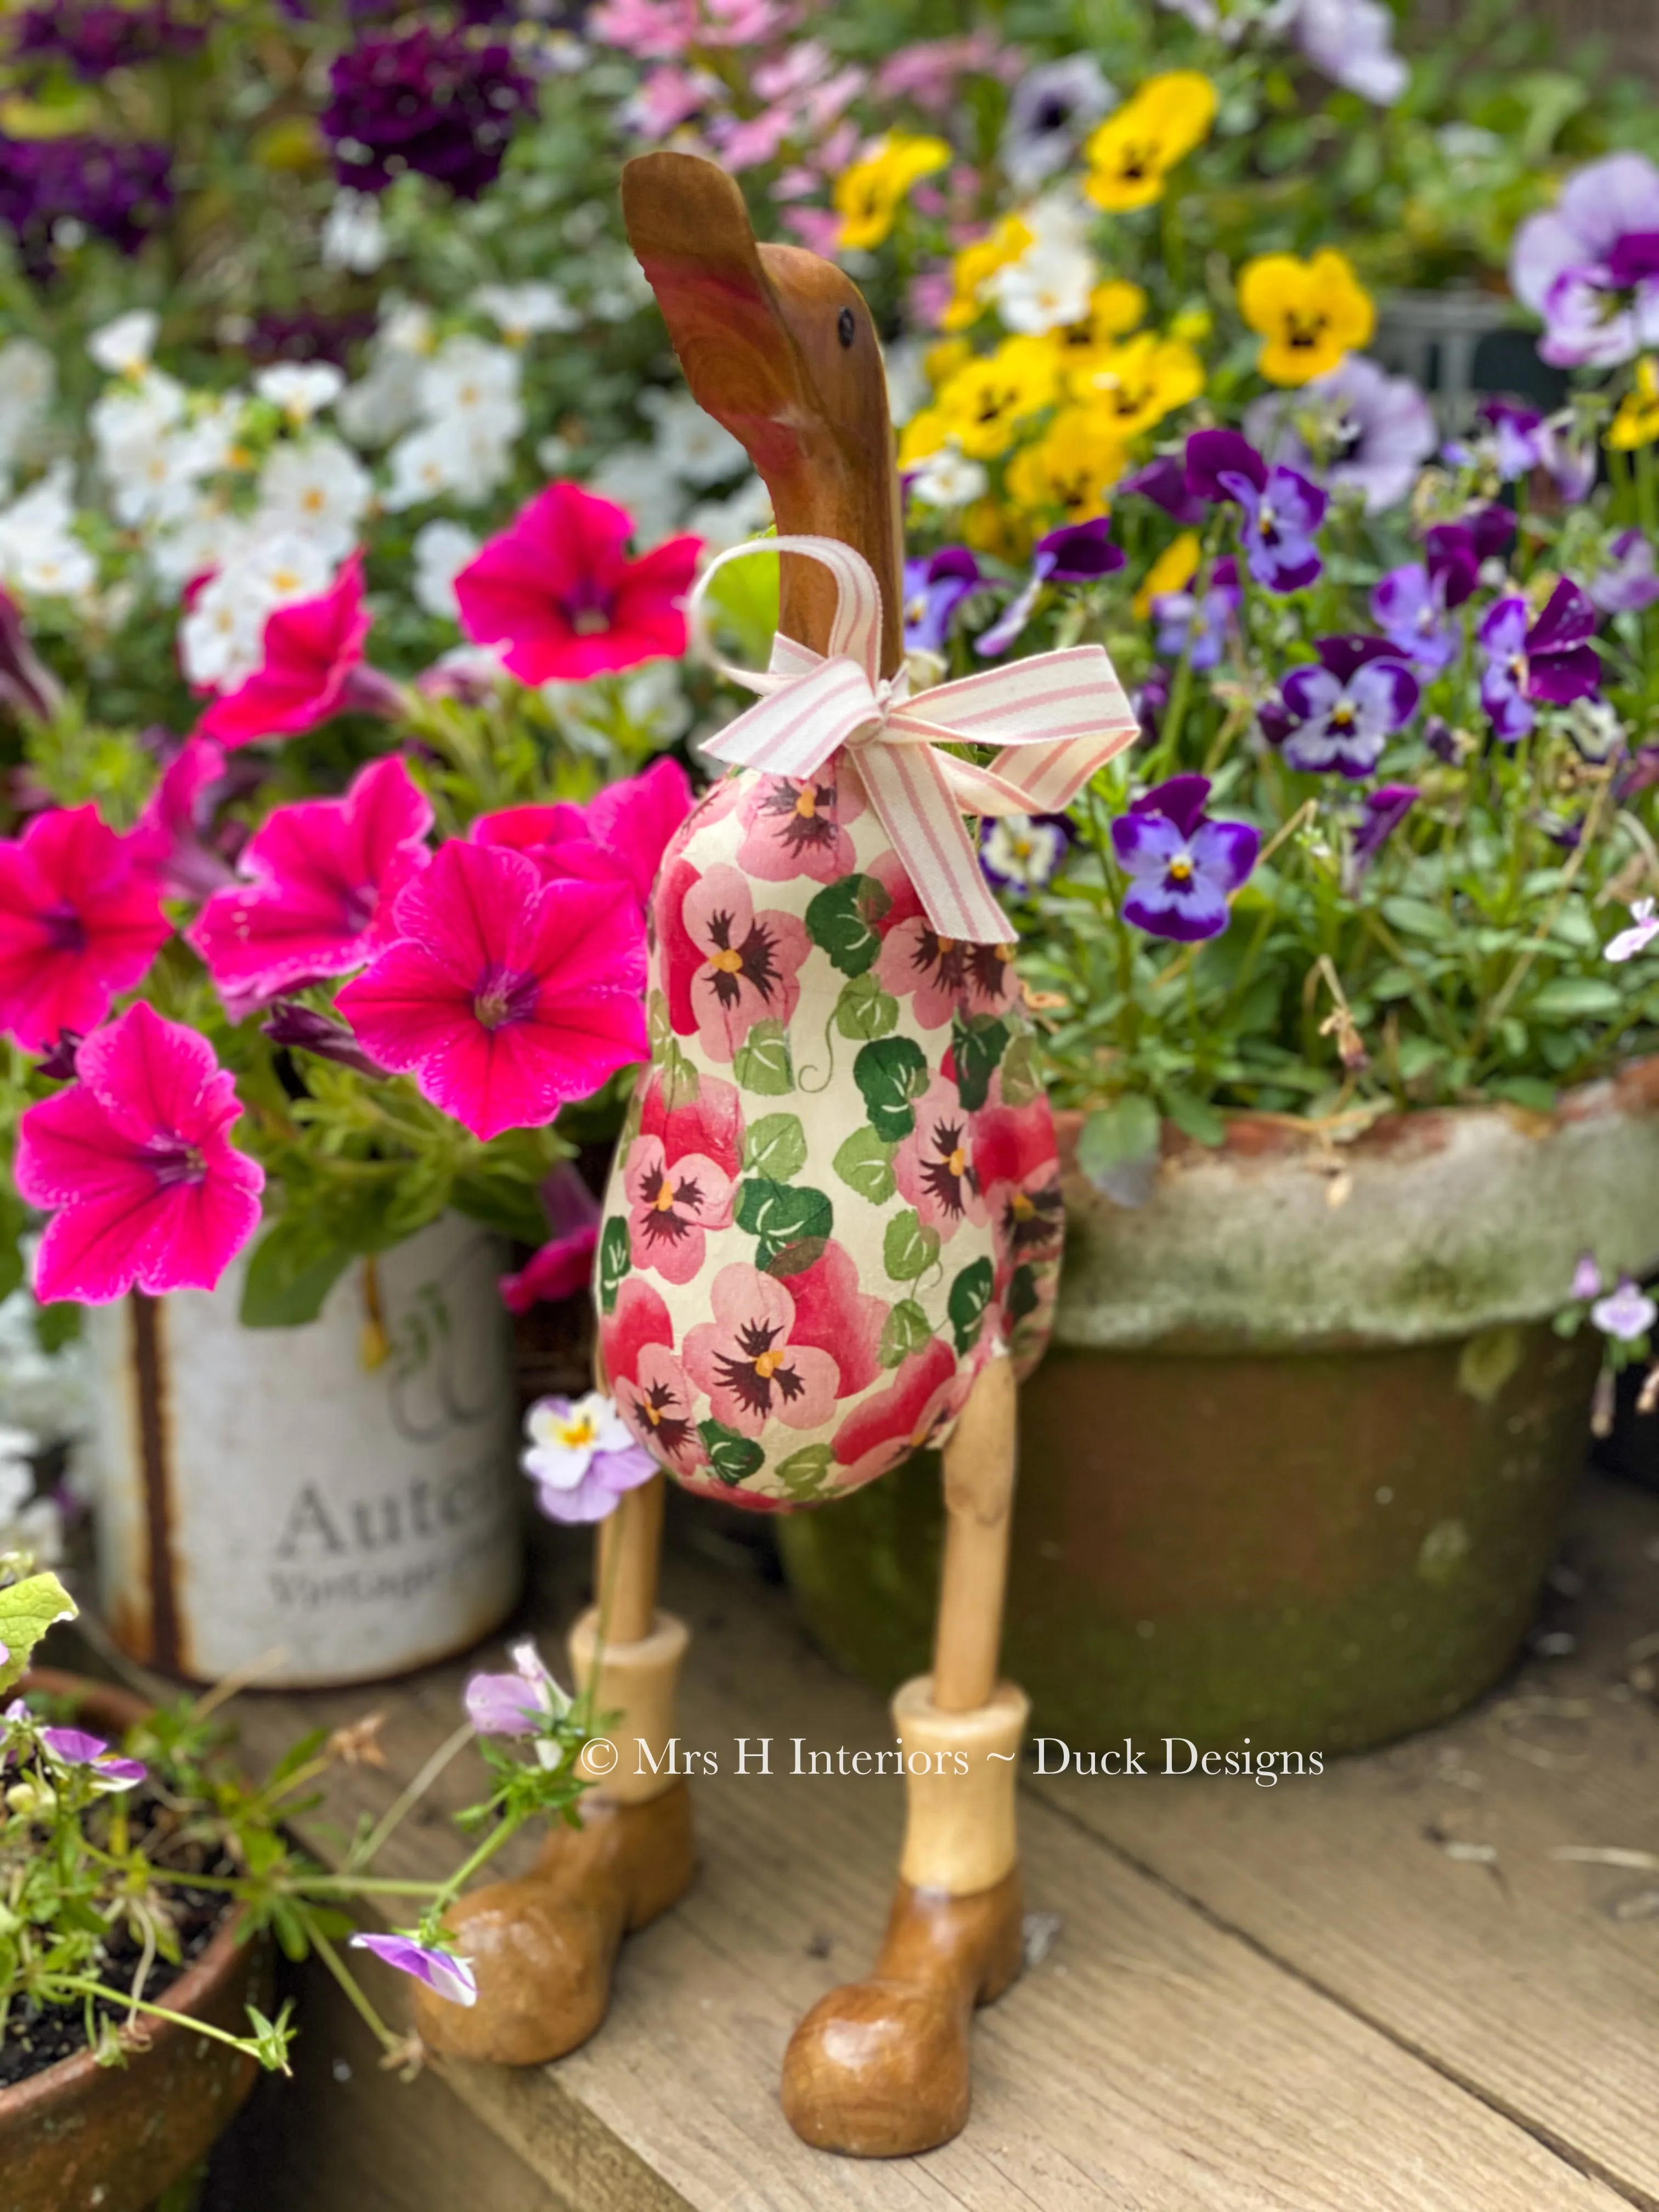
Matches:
[[1381, 896, 1453, 940], [34, 1301, 81, 1354], [0, 1571, 77, 1695], [999, 1031, 1042, 1107], [854, 1036, 930, 1139], [833, 1126, 897, 1206], [240, 1223, 357, 1330], [733, 1019, 794, 1094], [735, 1178, 833, 1268], [697, 1419, 766, 1487], [646, 988, 673, 1059], [1492, 1076, 1558, 1113], [884, 1209, 940, 1283], [597, 1216, 631, 1316], [834, 972, 900, 1041], [742, 1111, 808, 1182], [1076, 1094, 1161, 1198], [1162, 1089, 1226, 1147], [1008, 1262, 1041, 1324], [947, 1258, 995, 1356], [1529, 977, 1622, 1022], [656, 1035, 702, 1113], [775, 1442, 834, 1503], [805, 873, 891, 977], [951, 1014, 1011, 1112], [879, 1297, 933, 1368]]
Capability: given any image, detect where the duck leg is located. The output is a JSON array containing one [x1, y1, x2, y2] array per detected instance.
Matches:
[[411, 1473, 696, 2064], [781, 1353, 1029, 2156]]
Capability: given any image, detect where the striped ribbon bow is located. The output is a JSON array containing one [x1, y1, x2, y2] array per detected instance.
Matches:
[[689, 534, 1141, 945]]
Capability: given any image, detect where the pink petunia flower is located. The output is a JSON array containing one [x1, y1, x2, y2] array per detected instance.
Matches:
[[832, 1338, 973, 1489], [189, 754, 433, 1004], [683, 1261, 840, 1439], [735, 764, 864, 884], [623, 1130, 734, 1285], [602, 1274, 708, 1476], [454, 482, 701, 685], [198, 552, 401, 749], [498, 1160, 601, 1314], [336, 840, 648, 1142], [473, 758, 693, 916], [894, 1070, 991, 1240], [129, 735, 236, 901], [16, 1002, 265, 1303], [668, 860, 811, 1062], [0, 805, 172, 1053]]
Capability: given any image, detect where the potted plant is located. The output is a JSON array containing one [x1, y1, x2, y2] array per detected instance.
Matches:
[[776, 142, 1659, 1754]]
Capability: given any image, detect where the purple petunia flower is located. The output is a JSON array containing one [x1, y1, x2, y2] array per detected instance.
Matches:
[[38, 1725, 146, 1791], [262, 1001, 390, 1079], [1270, 637, 1420, 778], [1370, 526, 1479, 675], [902, 548, 980, 655], [1111, 773, 1259, 944], [11, 2, 205, 80], [349, 1932, 479, 2007], [1479, 582, 1601, 743], [975, 517, 1124, 659], [0, 135, 172, 270], [1185, 430, 1327, 594], [1587, 528, 1659, 616], [1347, 783, 1418, 887], [1245, 357, 1436, 515], [1117, 456, 1206, 526], [321, 27, 539, 200], [1510, 152, 1659, 371], [1153, 556, 1239, 672]]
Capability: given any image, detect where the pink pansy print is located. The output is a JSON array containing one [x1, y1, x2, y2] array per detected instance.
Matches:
[[637, 1064, 744, 1181], [474, 759, 693, 915], [975, 1090, 1064, 1280], [602, 1276, 707, 1476], [894, 1070, 990, 1239], [454, 482, 701, 685], [0, 805, 172, 1053], [189, 754, 433, 1002], [16, 1002, 265, 1303], [683, 1262, 840, 1438], [675, 862, 810, 1062], [623, 1131, 734, 1285], [336, 840, 648, 1142], [831, 1338, 973, 1491], [870, 851, 1020, 1030], [735, 763, 864, 884], [198, 552, 398, 748], [129, 735, 236, 900], [780, 1238, 887, 1399]]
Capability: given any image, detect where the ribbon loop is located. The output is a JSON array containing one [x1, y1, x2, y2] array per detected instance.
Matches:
[[687, 535, 1140, 944]]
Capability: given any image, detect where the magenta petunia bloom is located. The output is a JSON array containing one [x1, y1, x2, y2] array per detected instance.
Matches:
[[498, 1160, 601, 1315], [37, 1724, 146, 1791], [1479, 583, 1601, 744], [0, 804, 172, 1053], [199, 553, 397, 749], [17, 1002, 265, 1304], [336, 840, 648, 1142], [682, 1261, 841, 1440], [1111, 774, 1259, 943], [130, 734, 236, 901], [190, 755, 433, 1005], [348, 1931, 478, 2008], [473, 758, 695, 917], [455, 482, 701, 685]]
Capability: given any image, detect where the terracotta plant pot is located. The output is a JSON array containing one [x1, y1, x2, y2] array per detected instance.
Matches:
[[778, 1064, 1659, 1754], [1, 1671, 270, 2212]]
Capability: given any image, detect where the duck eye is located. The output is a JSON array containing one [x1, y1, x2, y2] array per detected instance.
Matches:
[[837, 306, 856, 348]]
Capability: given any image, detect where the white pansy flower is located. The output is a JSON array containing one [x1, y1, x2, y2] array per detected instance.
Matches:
[[472, 281, 581, 341], [0, 465, 97, 600], [255, 363, 346, 425], [640, 387, 744, 488], [987, 237, 1098, 335], [88, 309, 160, 377], [908, 445, 988, 510], [321, 188, 388, 275], [255, 435, 373, 560], [411, 519, 479, 620]]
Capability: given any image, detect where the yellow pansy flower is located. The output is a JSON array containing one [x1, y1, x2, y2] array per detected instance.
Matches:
[[1238, 251, 1376, 387], [1053, 279, 1148, 371], [1133, 531, 1201, 620], [1610, 358, 1659, 450], [834, 134, 951, 252], [935, 337, 1059, 459], [1170, 304, 1213, 343], [961, 499, 1033, 563], [940, 217, 1033, 331], [924, 336, 973, 387], [1075, 334, 1205, 436], [1007, 409, 1131, 522], [1084, 72, 1218, 213], [898, 406, 952, 468]]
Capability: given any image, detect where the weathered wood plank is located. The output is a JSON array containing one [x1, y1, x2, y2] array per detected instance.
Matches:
[[220, 1510, 1641, 2212]]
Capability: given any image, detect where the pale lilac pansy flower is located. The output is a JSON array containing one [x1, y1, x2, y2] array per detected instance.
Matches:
[[1592, 1277, 1657, 1344], [464, 1639, 572, 1768], [349, 1932, 478, 2008], [522, 1390, 657, 1525], [1261, 636, 1419, 778], [1606, 898, 1659, 964], [1586, 529, 1659, 617], [1510, 151, 1659, 370], [1245, 357, 1435, 515], [38, 1725, 147, 1791]]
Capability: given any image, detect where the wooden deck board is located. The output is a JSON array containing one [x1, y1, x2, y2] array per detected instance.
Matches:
[[209, 1474, 1658, 2211]]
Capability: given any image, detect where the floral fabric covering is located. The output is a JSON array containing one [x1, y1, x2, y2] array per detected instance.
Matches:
[[596, 752, 1062, 1511]]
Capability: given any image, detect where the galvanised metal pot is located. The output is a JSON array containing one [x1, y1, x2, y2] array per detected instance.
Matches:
[[2, 1672, 270, 2212], [778, 1064, 1659, 1753], [85, 1213, 522, 1688]]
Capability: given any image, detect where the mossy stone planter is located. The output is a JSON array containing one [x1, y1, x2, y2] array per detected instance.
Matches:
[[779, 1064, 1659, 1755]]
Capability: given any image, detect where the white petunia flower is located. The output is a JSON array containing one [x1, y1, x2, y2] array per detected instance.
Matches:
[[417, 335, 524, 440], [585, 445, 685, 545], [383, 417, 516, 510], [321, 188, 388, 275], [255, 363, 346, 425], [91, 366, 187, 469], [640, 387, 744, 488], [0, 340, 54, 480], [411, 519, 479, 620], [472, 281, 581, 341], [148, 501, 255, 597], [88, 309, 160, 377], [0, 465, 97, 600], [255, 435, 373, 560], [178, 531, 331, 689]]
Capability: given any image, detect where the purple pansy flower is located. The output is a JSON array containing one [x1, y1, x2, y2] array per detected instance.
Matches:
[[902, 549, 980, 655], [1587, 528, 1659, 615], [38, 1725, 146, 1792], [1117, 456, 1206, 526], [1469, 503, 1518, 569], [1245, 357, 1436, 514], [1271, 637, 1420, 778], [980, 811, 1074, 894], [349, 1932, 479, 2008], [1370, 526, 1479, 675], [1153, 556, 1240, 672], [1347, 783, 1418, 888], [1510, 152, 1659, 370], [975, 517, 1124, 659], [1111, 773, 1259, 944], [1479, 583, 1601, 743], [1185, 430, 1327, 594]]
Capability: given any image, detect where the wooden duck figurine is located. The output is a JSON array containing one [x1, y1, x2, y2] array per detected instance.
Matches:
[[413, 150, 1122, 2158]]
